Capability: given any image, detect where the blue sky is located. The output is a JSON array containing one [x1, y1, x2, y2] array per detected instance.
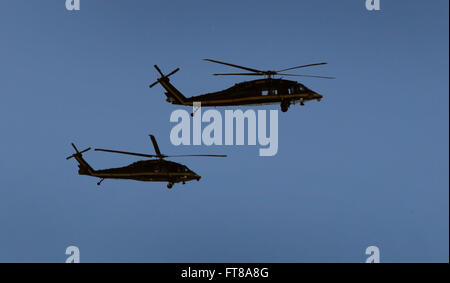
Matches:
[[0, 0, 448, 262]]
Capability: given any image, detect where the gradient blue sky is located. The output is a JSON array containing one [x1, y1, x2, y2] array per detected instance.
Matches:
[[0, 0, 448, 262]]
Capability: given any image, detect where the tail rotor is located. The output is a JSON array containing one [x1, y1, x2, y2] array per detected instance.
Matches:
[[149, 65, 180, 88], [66, 143, 91, 160]]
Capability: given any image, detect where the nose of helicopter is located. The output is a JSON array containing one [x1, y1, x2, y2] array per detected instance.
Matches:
[[191, 171, 201, 181], [315, 93, 323, 101]]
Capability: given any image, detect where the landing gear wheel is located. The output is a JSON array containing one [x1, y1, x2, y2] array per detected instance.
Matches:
[[280, 101, 290, 112], [167, 183, 174, 189]]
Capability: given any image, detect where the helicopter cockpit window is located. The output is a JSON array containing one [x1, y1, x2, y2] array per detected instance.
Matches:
[[177, 166, 188, 172]]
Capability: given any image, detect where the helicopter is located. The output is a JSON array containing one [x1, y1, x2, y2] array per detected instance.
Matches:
[[66, 135, 227, 189], [149, 59, 335, 113]]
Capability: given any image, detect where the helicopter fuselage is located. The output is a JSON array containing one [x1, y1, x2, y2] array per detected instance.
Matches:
[[68, 135, 224, 189], [82, 159, 201, 184], [151, 60, 332, 112], [164, 78, 323, 111]]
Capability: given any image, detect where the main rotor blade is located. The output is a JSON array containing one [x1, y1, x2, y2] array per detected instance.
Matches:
[[166, 154, 228, 158], [213, 73, 264, 76], [149, 135, 162, 156], [277, 62, 328, 72], [95, 148, 158, 158], [278, 73, 336, 79], [204, 59, 262, 73]]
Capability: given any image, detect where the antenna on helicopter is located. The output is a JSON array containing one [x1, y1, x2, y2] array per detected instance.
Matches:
[[203, 59, 335, 79]]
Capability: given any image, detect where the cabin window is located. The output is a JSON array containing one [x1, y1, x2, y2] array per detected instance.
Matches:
[[262, 90, 269, 96]]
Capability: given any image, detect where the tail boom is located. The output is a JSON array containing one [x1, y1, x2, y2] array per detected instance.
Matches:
[[66, 143, 95, 175], [149, 65, 188, 105]]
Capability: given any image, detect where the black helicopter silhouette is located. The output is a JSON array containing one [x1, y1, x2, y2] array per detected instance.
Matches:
[[66, 135, 226, 189], [149, 59, 334, 113]]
